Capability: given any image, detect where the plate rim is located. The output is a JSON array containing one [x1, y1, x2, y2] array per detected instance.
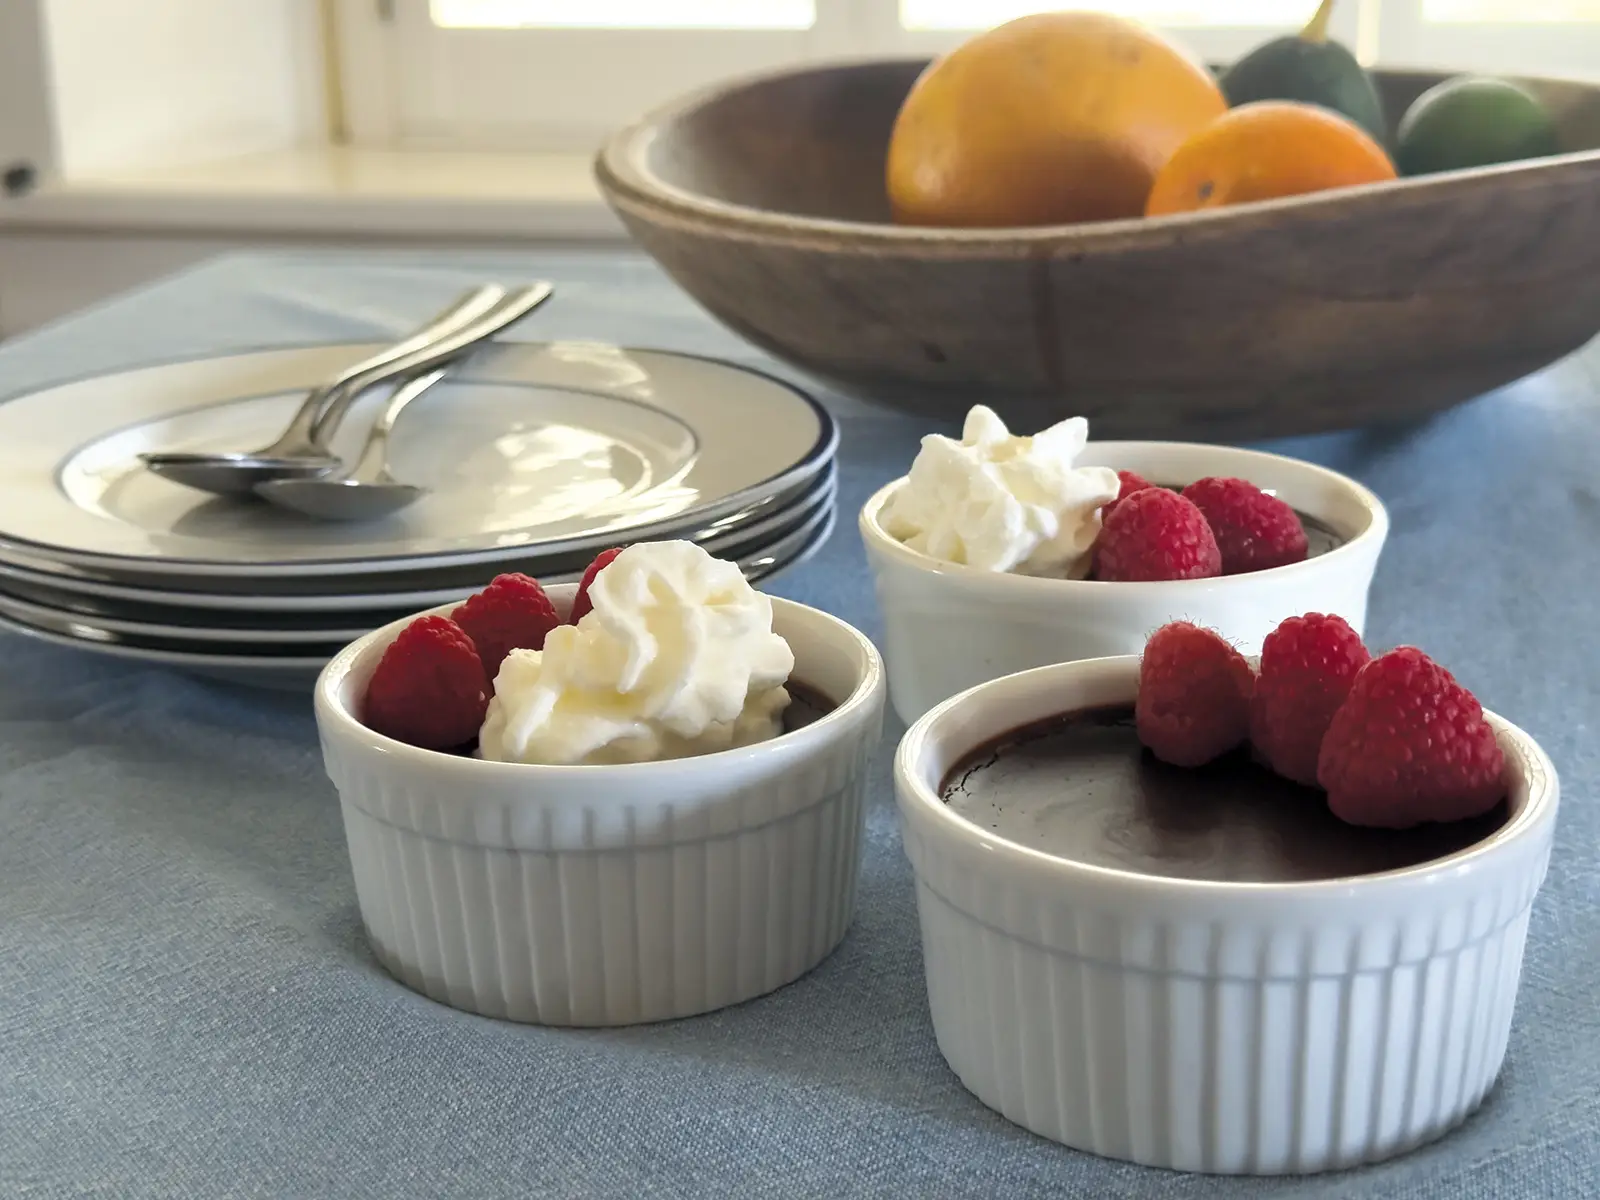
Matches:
[[0, 461, 836, 607], [0, 476, 837, 641], [0, 505, 836, 671]]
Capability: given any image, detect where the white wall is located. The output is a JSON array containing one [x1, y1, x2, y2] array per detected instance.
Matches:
[[39, 0, 324, 177]]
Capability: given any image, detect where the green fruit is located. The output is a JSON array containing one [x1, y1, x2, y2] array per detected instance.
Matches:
[[1221, 0, 1387, 144], [1396, 76, 1560, 176]]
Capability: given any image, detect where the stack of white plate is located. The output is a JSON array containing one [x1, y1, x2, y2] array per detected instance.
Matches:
[[0, 341, 837, 688]]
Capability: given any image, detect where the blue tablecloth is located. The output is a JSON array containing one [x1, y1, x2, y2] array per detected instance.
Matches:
[[3, 250, 1596, 1199]]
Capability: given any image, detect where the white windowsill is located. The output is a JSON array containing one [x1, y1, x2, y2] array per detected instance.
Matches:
[[0, 145, 626, 241]]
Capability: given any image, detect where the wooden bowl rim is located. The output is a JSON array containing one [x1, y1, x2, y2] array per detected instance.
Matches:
[[594, 57, 1600, 257]]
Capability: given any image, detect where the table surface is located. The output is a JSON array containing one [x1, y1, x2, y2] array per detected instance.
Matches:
[[3, 249, 1596, 1199]]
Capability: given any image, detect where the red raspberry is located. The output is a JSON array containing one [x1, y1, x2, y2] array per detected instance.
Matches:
[[450, 572, 560, 686], [570, 546, 625, 624], [1101, 470, 1155, 520], [1114, 469, 1153, 500], [1181, 477, 1308, 575], [1094, 488, 1221, 582], [1317, 647, 1506, 829], [362, 615, 489, 752], [1250, 613, 1370, 786], [1136, 621, 1255, 767]]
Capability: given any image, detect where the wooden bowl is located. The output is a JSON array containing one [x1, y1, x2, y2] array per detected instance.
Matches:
[[595, 61, 1600, 439]]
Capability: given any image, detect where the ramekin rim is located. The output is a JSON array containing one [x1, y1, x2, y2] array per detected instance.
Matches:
[[858, 440, 1390, 591], [314, 590, 885, 780], [893, 654, 1557, 900]]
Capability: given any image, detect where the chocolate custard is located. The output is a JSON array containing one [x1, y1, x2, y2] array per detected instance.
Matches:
[[1297, 511, 1342, 559], [941, 705, 1508, 883], [782, 680, 835, 733]]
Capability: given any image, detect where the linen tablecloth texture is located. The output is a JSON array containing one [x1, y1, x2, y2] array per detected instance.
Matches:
[[2, 251, 1595, 1200]]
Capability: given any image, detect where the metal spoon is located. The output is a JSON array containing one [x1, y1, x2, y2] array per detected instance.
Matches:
[[139, 284, 508, 497], [255, 369, 448, 521], [300, 282, 553, 448]]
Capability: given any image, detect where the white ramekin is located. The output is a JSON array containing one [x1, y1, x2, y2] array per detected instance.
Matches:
[[894, 655, 1558, 1175], [315, 584, 885, 1027], [861, 441, 1389, 724]]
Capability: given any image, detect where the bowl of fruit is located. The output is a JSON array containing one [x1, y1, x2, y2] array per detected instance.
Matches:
[[595, 3, 1600, 440]]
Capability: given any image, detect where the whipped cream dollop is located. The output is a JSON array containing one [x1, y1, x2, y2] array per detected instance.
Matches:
[[478, 541, 795, 766], [878, 405, 1121, 577]]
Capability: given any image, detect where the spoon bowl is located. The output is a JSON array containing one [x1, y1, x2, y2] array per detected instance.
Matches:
[[258, 477, 425, 522], [140, 451, 343, 496]]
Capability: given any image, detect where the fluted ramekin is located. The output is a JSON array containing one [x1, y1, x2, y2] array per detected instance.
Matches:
[[861, 441, 1388, 724], [894, 655, 1558, 1174], [315, 583, 885, 1026]]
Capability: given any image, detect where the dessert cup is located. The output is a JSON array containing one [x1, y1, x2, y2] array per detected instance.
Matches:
[[893, 655, 1558, 1174], [860, 441, 1388, 724], [315, 584, 885, 1026]]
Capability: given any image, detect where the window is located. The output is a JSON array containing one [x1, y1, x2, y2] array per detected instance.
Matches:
[[1380, 0, 1600, 74], [900, 1, 1334, 29], [889, 1, 1360, 70], [339, 0, 850, 150], [430, 1, 818, 29], [335, 0, 1599, 151]]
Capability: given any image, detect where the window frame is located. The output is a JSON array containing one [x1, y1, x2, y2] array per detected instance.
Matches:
[[336, 0, 1598, 152]]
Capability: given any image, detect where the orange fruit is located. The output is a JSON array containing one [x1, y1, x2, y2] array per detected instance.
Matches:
[[887, 12, 1227, 227], [1145, 100, 1397, 216]]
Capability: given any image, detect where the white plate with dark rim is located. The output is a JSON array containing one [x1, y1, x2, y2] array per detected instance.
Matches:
[[0, 464, 835, 618], [0, 341, 835, 579], [0, 474, 837, 643], [0, 460, 835, 599], [0, 504, 837, 689]]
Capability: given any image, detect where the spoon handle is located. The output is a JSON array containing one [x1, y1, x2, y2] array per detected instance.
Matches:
[[277, 283, 507, 451], [347, 369, 449, 484], [311, 283, 554, 447]]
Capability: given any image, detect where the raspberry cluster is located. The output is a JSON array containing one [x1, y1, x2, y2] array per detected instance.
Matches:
[[360, 547, 626, 752], [1093, 476, 1309, 582], [1135, 615, 1506, 829]]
